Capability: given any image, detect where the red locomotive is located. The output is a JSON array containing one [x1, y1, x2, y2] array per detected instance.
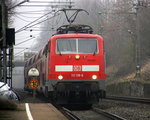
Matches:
[[24, 8, 106, 105], [24, 24, 106, 105]]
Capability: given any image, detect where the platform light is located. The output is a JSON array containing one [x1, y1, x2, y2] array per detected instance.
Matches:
[[92, 75, 97, 80], [58, 75, 63, 80]]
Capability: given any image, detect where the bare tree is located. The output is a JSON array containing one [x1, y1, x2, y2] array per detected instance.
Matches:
[[4, 0, 18, 25], [31, 0, 150, 78]]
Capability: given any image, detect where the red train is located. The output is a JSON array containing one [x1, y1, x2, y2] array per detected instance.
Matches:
[[24, 24, 106, 105]]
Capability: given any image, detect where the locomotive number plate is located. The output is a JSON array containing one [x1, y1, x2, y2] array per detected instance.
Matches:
[[71, 74, 84, 77], [73, 65, 82, 71]]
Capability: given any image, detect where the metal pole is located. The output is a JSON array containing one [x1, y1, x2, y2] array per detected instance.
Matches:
[[135, 6, 141, 78], [33, 89, 36, 99], [8, 47, 13, 88], [32, 77, 36, 99], [10, 47, 13, 88], [135, 0, 147, 78], [0, 49, 2, 81], [1, 0, 7, 83]]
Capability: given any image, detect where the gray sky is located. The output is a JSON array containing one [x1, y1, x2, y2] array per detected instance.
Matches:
[[11, 0, 76, 59], [12, 0, 52, 59]]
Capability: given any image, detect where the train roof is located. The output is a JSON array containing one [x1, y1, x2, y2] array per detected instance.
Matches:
[[56, 24, 93, 34], [51, 33, 103, 41]]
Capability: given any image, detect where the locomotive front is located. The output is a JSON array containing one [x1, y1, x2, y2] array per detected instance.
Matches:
[[48, 32, 106, 105]]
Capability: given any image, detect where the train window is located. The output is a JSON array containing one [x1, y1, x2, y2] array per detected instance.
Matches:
[[33, 55, 36, 63], [25, 62, 27, 67], [78, 39, 98, 54], [38, 49, 43, 59], [57, 38, 76, 54], [43, 44, 48, 56], [31, 57, 34, 64], [35, 54, 39, 61], [29, 59, 32, 65], [56, 38, 98, 54], [37, 52, 41, 59], [26, 61, 29, 67], [40, 49, 44, 58]]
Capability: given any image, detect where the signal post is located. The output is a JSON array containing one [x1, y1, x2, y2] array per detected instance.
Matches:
[[28, 68, 39, 98]]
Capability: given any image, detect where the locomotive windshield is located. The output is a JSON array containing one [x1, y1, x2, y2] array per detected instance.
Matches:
[[56, 38, 98, 54]]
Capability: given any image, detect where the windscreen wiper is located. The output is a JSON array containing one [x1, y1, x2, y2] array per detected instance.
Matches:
[[57, 44, 62, 56], [93, 43, 97, 56]]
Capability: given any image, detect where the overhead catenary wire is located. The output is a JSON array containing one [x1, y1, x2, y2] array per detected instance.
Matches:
[[14, 48, 28, 57], [19, 5, 73, 8], [14, 0, 75, 58], [8, 0, 29, 10], [9, 10, 50, 14], [16, 13, 40, 19], [15, 37, 36, 46], [16, 13, 61, 33], [14, 47, 30, 49], [24, 29, 56, 31], [14, 14, 33, 22], [11, 12, 47, 15], [25, 1, 74, 4], [15, 32, 40, 40], [15, 10, 54, 33]]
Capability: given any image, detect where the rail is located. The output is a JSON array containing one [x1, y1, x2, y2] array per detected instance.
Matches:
[[61, 107, 81, 120], [106, 96, 150, 104], [59, 104, 128, 120], [93, 107, 127, 120]]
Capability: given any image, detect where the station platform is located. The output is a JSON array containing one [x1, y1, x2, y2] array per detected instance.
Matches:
[[0, 103, 68, 120]]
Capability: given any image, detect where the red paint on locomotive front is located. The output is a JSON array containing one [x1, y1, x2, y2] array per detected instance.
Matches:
[[48, 34, 106, 80]]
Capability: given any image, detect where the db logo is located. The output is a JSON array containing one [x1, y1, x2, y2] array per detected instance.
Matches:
[[73, 65, 82, 71]]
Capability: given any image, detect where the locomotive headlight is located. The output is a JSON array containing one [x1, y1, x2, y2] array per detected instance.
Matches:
[[75, 55, 80, 60], [58, 75, 63, 80], [92, 75, 97, 80]]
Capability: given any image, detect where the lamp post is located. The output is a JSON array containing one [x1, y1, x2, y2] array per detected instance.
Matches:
[[134, 0, 147, 78]]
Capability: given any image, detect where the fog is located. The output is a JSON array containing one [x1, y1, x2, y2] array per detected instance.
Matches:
[[30, 0, 150, 78]]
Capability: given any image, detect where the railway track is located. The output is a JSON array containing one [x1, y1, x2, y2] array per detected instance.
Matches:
[[0, 114, 13, 120], [59, 106, 127, 120], [61, 107, 81, 120], [106, 96, 150, 104], [10, 89, 149, 120], [92, 107, 127, 120]]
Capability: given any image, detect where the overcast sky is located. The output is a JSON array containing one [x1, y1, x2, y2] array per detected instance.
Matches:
[[12, 0, 53, 59], [12, 0, 74, 59]]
